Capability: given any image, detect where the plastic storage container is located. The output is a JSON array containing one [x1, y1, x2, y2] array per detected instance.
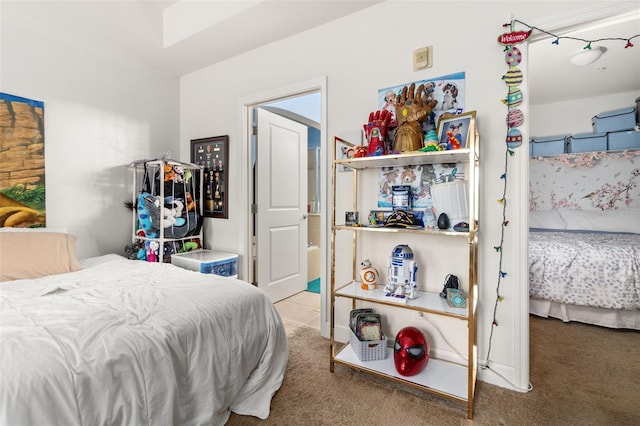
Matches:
[[348, 329, 388, 361], [530, 135, 567, 156], [171, 249, 239, 278], [567, 132, 607, 153], [608, 130, 640, 150], [591, 107, 636, 133]]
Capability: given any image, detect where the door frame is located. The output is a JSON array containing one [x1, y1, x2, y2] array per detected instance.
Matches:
[[240, 76, 329, 337]]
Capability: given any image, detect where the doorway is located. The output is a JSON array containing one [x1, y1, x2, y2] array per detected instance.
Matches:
[[242, 77, 328, 336]]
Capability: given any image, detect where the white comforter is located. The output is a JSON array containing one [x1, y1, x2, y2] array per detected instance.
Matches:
[[0, 254, 288, 426], [529, 231, 640, 310]]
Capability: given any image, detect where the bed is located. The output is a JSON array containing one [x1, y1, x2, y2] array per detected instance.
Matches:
[[0, 231, 288, 425], [528, 149, 640, 330], [529, 227, 640, 329]]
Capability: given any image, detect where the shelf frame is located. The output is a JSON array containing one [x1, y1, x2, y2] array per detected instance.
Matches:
[[330, 132, 479, 419]]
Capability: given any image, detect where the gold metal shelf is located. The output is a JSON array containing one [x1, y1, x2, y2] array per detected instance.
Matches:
[[334, 281, 469, 320], [330, 131, 479, 419], [335, 149, 473, 169]]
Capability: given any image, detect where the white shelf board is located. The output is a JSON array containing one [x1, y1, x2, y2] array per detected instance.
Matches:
[[334, 344, 468, 401], [333, 224, 471, 237], [335, 282, 469, 319], [335, 149, 472, 169]]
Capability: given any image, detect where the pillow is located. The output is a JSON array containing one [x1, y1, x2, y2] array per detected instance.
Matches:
[[0, 232, 81, 282], [559, 209, 640, 233], [529, 210, 567, 230], [0, 227, 68, 233]]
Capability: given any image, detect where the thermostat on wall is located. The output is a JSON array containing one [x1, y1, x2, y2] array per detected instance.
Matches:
[[413, 46, 433, 71]]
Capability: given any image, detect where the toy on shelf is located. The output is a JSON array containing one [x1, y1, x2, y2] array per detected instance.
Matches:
[[364, 110, 391, 156], [384, 244, 419, 300], [394, 326, 430, 376], [359, 259, 379, 290], [393, 83, 438, 153], [445, 122, 464, 150], [420, 129, 441, 152]]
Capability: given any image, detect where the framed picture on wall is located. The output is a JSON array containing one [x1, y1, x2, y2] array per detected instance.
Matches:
[[191, 135, 229, 219], [436, 110, 476, 150]]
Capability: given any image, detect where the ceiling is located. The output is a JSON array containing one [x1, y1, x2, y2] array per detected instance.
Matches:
[[53, 0, 383, 76], [528, 8, 640, 105], [6, 1, 639, 106]]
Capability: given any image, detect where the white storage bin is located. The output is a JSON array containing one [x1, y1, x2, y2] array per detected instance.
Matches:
[[171, 249, 238, 278]]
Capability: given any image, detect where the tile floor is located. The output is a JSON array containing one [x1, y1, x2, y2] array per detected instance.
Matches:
[[274, 291, 321, 334]]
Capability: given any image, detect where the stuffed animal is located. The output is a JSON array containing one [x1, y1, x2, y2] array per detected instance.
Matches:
[[137, 193, 158, 237], [124, 240, 145, 260], [163, 164, 175, 182], [440, 82, 459, 110], [143, 194, 185, 229], [172, 165, 185, 183], [146, 240, 160, 262]]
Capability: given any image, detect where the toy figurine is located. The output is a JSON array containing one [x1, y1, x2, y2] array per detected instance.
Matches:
[[393, 83, 438, 152], [364, 110, 391, 156], [354, 146, 368, 158], [394, 326, 430, 376], [147, 240, 160, 263], [384, 244, 419, 299], [359, 259, 379, 290]]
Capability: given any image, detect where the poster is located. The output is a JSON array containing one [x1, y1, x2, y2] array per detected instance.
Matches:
[[0, 93, 46, 228], [377, 71, 466, 135]]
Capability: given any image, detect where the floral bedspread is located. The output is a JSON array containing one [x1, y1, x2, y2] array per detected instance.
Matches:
[[529, 231, 640, 310]]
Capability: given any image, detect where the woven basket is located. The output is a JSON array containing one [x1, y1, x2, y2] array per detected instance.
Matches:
[[349, 329, 388, 361]]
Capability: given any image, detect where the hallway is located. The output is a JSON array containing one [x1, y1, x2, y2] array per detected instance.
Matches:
[[274, 291, 320, 333]]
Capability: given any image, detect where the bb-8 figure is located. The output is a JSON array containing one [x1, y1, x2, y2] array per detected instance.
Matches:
[[359, 259, 379, 290]]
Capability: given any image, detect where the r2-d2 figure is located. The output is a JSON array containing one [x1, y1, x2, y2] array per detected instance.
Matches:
[[384, 244, 419, 300]]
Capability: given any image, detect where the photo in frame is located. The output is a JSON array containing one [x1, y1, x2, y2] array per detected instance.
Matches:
[[436, 110, 476, 150], [191, 135, 229, 219]]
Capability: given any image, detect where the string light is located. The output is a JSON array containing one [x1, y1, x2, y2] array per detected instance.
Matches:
[[485, 17, 638, 371], [507, 19, 639, 49]]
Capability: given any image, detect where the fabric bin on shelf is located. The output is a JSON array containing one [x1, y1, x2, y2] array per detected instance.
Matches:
[[567, 132, 607, 153], [608, 130, 640, 150], [591, 107, 636, 133], [530, 135, 567, 156], [349, 329, 388, 361]]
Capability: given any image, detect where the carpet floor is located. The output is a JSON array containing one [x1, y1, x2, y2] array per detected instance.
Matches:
[[227, 316, 640, 425]]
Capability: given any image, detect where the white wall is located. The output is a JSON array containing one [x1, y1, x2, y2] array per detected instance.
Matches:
[[0, 0, 624, 393], [1, 2, 180, 258], [530, 90, 640, 136], [178, 1, 551, 390], [180, 0, 628, 392]]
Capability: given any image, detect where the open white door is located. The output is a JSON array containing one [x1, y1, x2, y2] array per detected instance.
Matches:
[[256, 108, 308, 302]]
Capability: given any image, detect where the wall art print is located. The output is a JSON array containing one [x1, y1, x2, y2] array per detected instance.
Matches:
[[377, 71, 466, 136], [378, 163, 465, 210], [529, 150, 640, 211], [0, 93, 46, 228]]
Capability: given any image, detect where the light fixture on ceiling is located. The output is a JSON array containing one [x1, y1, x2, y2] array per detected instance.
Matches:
[[569, 46, 606, 66]]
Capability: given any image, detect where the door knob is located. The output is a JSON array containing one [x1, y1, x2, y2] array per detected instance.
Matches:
[[302, 214, 308, 219]]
